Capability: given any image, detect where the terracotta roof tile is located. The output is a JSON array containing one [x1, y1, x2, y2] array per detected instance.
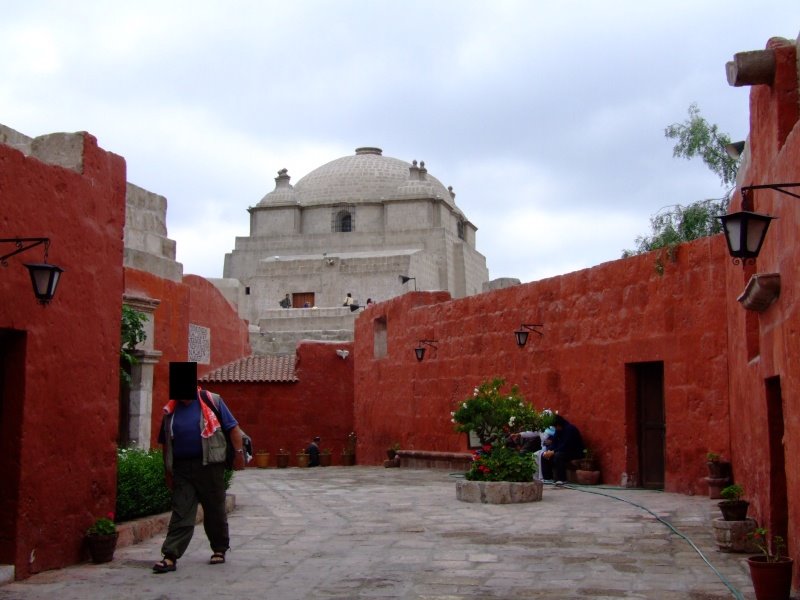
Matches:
[[200, 355, 297, 383]]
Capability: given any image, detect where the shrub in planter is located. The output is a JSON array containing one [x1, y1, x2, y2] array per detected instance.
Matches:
[[718, 484, 749, 521]]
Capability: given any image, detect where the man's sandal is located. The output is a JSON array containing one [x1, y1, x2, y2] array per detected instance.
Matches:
[[209, 552, 226, 565], [152, 557, 176, 573]]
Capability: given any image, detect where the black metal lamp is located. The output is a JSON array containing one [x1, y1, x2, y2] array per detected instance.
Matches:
[[514, 323, 543, 347], [1, 237, 64, 304], [716, 211, 775, 265], [399, 275, 417, 291], [414, 339, 437, 361]]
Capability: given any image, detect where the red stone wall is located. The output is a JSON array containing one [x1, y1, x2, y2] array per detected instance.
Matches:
[[725, 38, 799, 571], [205, 341, 354, 465], [0, 133, 126, 578], [123, 269, 252, 447], [354, 237, 730, 495]]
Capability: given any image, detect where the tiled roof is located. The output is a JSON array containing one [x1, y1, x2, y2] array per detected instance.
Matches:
[[200, 355, 297, 383]]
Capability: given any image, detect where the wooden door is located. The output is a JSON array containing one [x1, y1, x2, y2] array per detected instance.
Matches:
[[292, 292, 315, 308], [637, 362, 665, 489]]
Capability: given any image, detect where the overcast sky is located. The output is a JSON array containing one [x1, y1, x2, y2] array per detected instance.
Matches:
[[1, 2, 796, 284]]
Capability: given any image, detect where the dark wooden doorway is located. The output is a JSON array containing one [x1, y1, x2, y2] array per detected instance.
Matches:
[[765, 376, 788, 539], [635, 361, 665, 489], [293, 292, 315, 308]]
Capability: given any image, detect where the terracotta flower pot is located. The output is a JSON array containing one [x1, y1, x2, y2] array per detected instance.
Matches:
[[254, 452, 270, 468], [276, 454, 289, 468], [86, 532, 118, 563], [341, 453, 355, 466], [718, 500, 749, 521], [296, 453, 310, 468], [319, 453, 332, 467], [746, 555, 793, 600], [707, 460, 731, 480]]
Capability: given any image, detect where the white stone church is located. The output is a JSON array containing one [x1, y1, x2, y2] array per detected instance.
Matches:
[[214, 146, 497, 354]]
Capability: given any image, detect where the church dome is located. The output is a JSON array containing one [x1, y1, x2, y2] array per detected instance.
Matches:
[[289, 147, 457, 208]]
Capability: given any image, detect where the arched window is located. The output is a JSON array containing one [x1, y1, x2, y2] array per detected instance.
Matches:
[[333, 208, 354, 232]]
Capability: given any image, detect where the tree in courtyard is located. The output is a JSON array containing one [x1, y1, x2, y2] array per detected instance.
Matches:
[[120, 305, 148, 384], [622, 104, 740, 257]]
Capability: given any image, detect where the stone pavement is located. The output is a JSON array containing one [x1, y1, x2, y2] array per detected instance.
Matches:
[[0, 467, 763, 600]]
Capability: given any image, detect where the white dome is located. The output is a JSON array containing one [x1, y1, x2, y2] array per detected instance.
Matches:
[[259, 147, 457, 209]]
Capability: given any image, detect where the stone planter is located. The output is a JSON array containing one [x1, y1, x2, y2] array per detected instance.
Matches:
[[706, 477, 728, 499], [712, 517, 758, 553], [456, 479, 543, 504]]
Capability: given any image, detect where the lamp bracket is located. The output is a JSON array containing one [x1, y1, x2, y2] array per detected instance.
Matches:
[[741, 183, 800, 200], [417, 339, 438, 350], [0, 237, 50, 266], [518, 324, 544, 336]]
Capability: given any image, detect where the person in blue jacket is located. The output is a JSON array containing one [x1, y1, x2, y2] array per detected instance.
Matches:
[[541, 415, 585, 484]]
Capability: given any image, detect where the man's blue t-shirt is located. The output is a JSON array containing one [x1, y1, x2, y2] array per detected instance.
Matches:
[[168, 396, 238, 460]]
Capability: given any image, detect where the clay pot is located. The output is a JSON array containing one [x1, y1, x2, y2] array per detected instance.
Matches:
[[86, 533, 118, 564], [254, 452, 270, 468], [319, 453, 332, 467], [341, 453, 355, 466], [575, 470, 601, 485], [747, 555, 793, 600], [718, 500, 749, 521], [276, 454, 289, 468], [707, 460, 731, 480], [296, 453, 310, 468]]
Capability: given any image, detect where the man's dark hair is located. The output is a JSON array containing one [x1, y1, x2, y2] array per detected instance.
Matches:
[[554, 415, 567, 428]]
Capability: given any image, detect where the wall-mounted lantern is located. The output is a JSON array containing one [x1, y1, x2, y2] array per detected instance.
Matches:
[[717, 183, 800, 265], [399, 275, 417, 291], [514, 323, 543, 348], [1, 238, 64, 304], [414, 339, 437, 362]]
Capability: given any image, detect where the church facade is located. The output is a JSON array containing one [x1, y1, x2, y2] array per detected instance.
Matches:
[[220, 147, 490, 352]]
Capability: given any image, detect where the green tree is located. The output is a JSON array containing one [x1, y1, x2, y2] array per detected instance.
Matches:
[[622, 104, 740, 257], [120, 305, 148, 384]]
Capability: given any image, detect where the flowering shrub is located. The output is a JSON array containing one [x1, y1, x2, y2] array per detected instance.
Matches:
[[87, 513, 116, 536], [748, 527, 787, 562], [452, 378, 549, 446], [466, 446, 535, 482], [453, 378, 553, 482]]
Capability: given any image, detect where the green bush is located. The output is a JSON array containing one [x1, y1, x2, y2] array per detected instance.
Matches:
[[116, 447, 172, 521], [465, 446, 535, 482], [116, 447, 235, 522]]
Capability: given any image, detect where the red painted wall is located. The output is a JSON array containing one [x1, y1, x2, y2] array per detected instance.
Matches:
[[354, 238, 730, 495], [123, 269, 252, 447], [0, 133, 126, 578], [725, 38, 799, 575], [204, 341, 354, 464]]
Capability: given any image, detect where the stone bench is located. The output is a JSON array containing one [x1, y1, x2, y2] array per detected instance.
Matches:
[[396, 450, 472, 471]]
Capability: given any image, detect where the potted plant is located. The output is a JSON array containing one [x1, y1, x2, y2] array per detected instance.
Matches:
[[574, 448, 601, 485], [319, 448, 332, 467], [85, 513, 118, 563], [296, 450, 310, 468], [341, 432, 357, 466], [254, 449, 270, 468], [718, 484, 749, 521], [746, 528, 793, 600], [711, 483, 757, 553], [706, 452, 731, 480], [452, 378, 549, 503], [386, 442, 401, 460], [276, 448, 290, 468]]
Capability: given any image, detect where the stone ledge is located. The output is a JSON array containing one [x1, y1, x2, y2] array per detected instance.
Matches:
[[396, 450, 472, 471], [456, 480, 543, 504], [116, 494, 235, 549]]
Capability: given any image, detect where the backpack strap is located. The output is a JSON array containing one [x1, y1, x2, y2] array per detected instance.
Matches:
[[199, 389, 223, 423]]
